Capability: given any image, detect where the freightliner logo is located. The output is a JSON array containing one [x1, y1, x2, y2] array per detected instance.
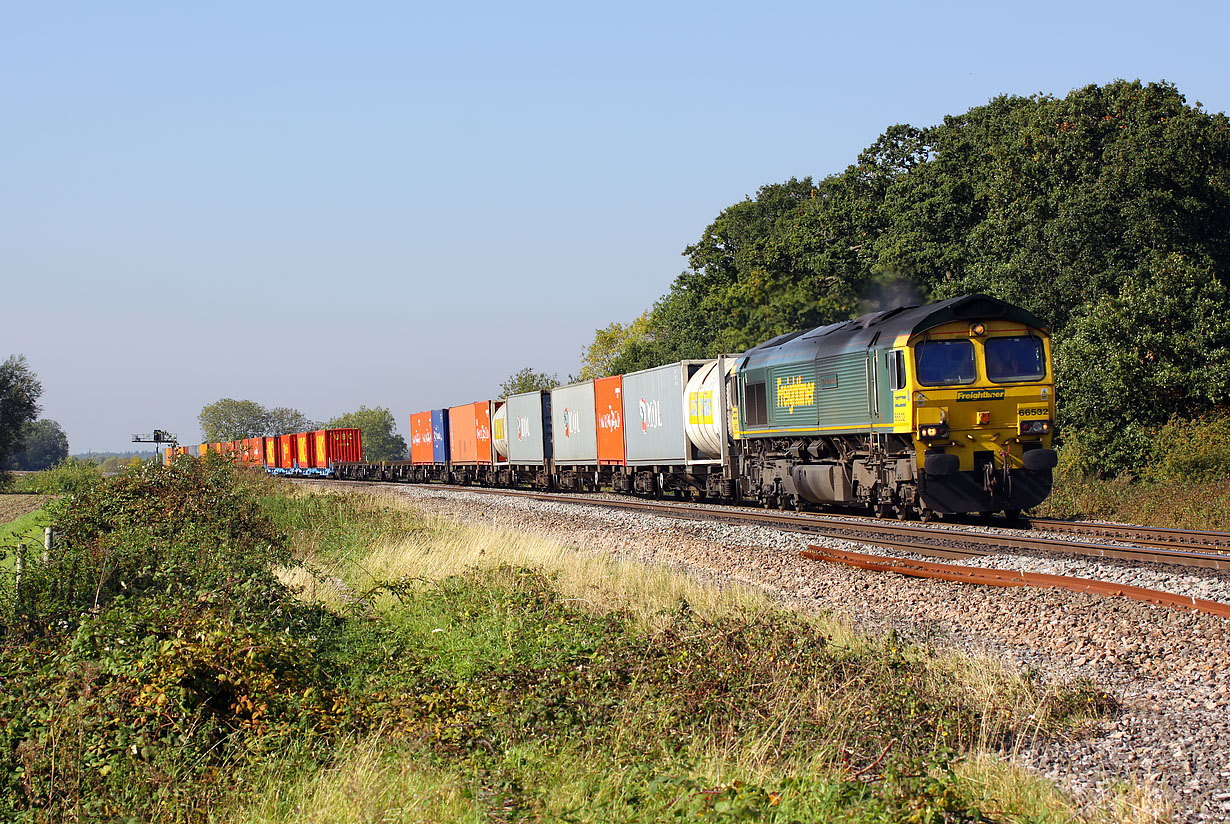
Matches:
[[955, 389, 1006, 402]]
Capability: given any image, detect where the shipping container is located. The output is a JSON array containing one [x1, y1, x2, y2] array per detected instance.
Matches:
[[164, 447, 173, 466], [448, 401, 493, 464], [410, 411, 434, 464], [263, 437, 278, 467], [295, 432, 314, 469], [494, 391, 551, 465], [594, 375, 625, 466], [313, 428, 362, 466], [622, 360, 726, 466], [431, 409, 449, 463], [278, 434, 295, 469], [550, 381, 597, 465]]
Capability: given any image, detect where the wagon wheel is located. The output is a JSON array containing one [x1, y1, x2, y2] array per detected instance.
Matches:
[[872, 502, 886, 519], [919, 507, 934, 523]]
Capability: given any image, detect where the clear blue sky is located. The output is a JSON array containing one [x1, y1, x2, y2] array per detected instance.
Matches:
[[4, 0, 1228, 452]]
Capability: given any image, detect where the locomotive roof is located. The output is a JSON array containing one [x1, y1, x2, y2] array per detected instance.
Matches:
[[738, 294, 1048, 366]]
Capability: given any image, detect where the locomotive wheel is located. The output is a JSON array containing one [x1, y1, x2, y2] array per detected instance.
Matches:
[[919, 507, 934, 523], [873, 502, 885, 519]]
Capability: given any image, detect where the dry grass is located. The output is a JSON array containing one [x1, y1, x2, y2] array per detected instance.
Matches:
[[228, 736, 478, 824]]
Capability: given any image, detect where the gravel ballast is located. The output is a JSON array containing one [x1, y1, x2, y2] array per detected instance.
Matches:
[[316, 482, 1230, 822]]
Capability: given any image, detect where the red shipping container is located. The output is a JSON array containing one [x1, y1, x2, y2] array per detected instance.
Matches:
[[410, 411, 434, 464], [595, 375, 626, 465], [278, 434, 294, 468], [263, 437, 277, 467], [313, 428, 362, 467], [448, 401, 493, 464]]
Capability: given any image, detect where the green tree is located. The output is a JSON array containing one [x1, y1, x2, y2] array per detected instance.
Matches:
[[577, 312, 652, 379], [1054, 253, 1230, 475], [327, 406, 407, 461], [6, 419, 69, 471], [265, 406, 317, 436], [499, 368, 560, 397], [198, 399, 317, 440], [198, 399, 272, 441], [0, 355, 42, 470]]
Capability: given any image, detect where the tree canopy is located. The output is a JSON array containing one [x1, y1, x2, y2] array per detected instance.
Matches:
[[585, 80, 1230, 474], [4, 419, 69, 471], [499, 368, 560, 397], [0, 355, 42, 470], [198, 399, 317, 441], [326, 406, 407, 462]]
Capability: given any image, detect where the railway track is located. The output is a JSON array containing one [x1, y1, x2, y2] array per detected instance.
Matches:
[[312, 479, 1230, 571]]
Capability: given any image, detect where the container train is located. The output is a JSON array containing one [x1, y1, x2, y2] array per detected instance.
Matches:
[[176, 294, 1057, 518]]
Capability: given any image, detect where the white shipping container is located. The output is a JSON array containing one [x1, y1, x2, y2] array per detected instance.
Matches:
[[623, 360, 725, 466], [499, 391, 550, 465], [550, 381, 597, 464]]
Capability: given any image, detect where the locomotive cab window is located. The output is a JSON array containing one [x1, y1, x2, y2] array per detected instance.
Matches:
[[985, 336, 1046, 383], [915, 340, 976, 386], [745, 382, 767, 426], [886, 350, 906, 391]]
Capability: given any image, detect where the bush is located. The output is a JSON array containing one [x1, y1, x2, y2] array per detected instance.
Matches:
[[0, 456, 350, 822], [4, 457, 103, 495], [1142, 411, 1230, 484]]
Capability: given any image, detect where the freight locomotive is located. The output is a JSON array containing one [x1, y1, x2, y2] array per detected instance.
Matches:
[[181, 294, 1057, 518]]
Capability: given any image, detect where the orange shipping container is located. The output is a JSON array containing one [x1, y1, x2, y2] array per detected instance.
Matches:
[[263, 437, 277, 467], [595, 375, 626, 465], [410, 412, 434, 464], [448, 401, 493, 464], [295, 432, 314, 468]]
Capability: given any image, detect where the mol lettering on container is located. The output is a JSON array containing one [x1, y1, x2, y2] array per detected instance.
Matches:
[[639, 397, 663, 432]]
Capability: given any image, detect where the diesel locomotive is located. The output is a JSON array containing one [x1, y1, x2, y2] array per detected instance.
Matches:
[[730, 293, 1056, 518]]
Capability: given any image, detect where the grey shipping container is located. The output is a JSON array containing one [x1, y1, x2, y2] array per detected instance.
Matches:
[[550, 381, 597, 465], [622, 360, 722, 466], [499, 391, 551, 465]]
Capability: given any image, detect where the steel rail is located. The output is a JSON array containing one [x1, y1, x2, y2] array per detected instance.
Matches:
[[313, 480, 1230, 571], [800, 545, 1230, 619], [1023, 517, 1230, 552]]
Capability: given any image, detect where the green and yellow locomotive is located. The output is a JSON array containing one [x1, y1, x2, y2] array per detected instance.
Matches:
[[730, 294, 1057, 517]]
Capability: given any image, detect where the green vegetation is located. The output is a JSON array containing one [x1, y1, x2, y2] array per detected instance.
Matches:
[[0, 355, 43, 476], [0, 461, 1133, 822], [198, 398, 318, 442], [2, 419, 69, 472], [581, 80, 1230, 477], [498, 367, 561, 397], [4, 457, 104, 495]]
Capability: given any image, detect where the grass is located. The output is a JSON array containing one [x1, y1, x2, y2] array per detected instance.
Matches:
[[240, 488, 1147, 824], [0, 467, 1155, 823], [1038, 472, 1230, 530]]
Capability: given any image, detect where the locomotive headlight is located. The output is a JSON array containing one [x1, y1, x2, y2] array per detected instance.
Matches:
[[970, 323, 987, 337], [919, 423, 950, 439], [1019, 420, 1052, 435]]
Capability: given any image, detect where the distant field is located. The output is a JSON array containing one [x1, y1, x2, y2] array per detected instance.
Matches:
[[0, 494, 49, 526]]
